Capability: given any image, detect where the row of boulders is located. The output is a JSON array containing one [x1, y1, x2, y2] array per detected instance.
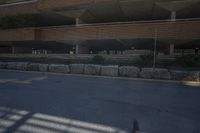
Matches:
[[0, 62, 199, 81]]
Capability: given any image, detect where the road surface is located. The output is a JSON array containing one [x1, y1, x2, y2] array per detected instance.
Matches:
[[0, 70, 200, 133]]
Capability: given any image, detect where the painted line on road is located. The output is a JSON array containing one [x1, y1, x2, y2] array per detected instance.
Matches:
[[0, 74, 47, 84]]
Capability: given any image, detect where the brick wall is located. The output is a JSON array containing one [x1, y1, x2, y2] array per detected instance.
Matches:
[[0, 28, 36, 41], [0, 20, 199, 42], [39, 20, 200, 41]]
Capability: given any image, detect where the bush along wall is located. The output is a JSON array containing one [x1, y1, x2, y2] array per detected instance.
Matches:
[[175, 55, 200, 68]]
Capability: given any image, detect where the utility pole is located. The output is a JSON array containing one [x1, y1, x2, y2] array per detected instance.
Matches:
[[153, 29, 158, 70]]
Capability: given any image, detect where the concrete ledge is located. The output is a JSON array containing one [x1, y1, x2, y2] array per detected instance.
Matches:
[[84, 64, 101, 75], [27, 63, 39, 71], [49, 64, 69, 73], [101, 65, 118, 77], [70, 64, 85, 74], [119, 66, 140, 77], [39, 64, 49, 72], [140, 68, 170, 80]]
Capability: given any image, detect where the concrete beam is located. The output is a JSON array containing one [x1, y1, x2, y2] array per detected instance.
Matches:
[[170, 43, 174, 56], [0, 20, 200, 42], [171, 11, 176, 21], [0, 0, 99, 15], [39, 20, 200, 41], [0, 28, 36, 41]]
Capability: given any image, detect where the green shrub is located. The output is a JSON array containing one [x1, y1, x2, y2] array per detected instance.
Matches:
[[134, 54, 154, 66], [91, 55, 105, 64], [175, 55, 200, 67]]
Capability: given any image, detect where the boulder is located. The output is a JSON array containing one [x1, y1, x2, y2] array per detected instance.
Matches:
[[170, 70, 189, 80], [140, 68, 154, 79], [0, 62, 7, 69], [84, 64, 101, 75], [119, 66, 140, 77], [39, 64, 49, 72], [140, 68, 170, 79], [49, 64, 69, 73], [170, 70, 200, 81], [6, 62, 18, 70], [101, 65, 118, 77], [15, 62, 28, 71], [70, 64, 85, 74], [27, 63, 39, 71], [153, 68, 170, 80], [186, 71, 200, 81]]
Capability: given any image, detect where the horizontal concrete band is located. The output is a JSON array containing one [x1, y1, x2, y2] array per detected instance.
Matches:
[[0, 0, 110, 14], [0, 20, 200, 41], [0, 62, 199, 81]]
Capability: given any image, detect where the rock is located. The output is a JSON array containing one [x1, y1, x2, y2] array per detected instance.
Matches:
[[6, 62, 17, 70], [70, 64, 85, 74], [170, 70, 200, 81], [27, 63, 39, 71], [0, 62, 7, 69], [15, 62, 28, 71], [140, 68, 170, 79], [170, 70, 189, 80], [186, 71, 200, 81], [49, 64, 69, 73], [101, 65, 118, 77], [140, 68, 154, 79], [84, 64, 101, 75], [153, 68, 170, 80], [39, 64, 49, 72], [119, 66, 140, 77]]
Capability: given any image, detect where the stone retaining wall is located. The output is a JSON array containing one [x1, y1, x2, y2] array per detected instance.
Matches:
[[101, 66, 119, 77], [140, 68, 170, 80], [70, 64, 85, 74], [84, 64, 101, 75], [49, 64, 69, 73], [119, 66, 140, 77], [0, 62, 199, 82]]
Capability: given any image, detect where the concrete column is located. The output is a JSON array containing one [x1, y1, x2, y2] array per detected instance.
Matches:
[[75, 18, 80, 26], [75, 45, 89, 54], [12, 46, 15, 54], [170, 44, 175, 56], [75, 45, 79, 54], [75, 17, 84, 26], [171, 11, 176, 21]]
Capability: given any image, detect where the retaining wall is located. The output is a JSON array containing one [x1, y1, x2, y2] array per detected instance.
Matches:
[[0, 62, 199, 82]]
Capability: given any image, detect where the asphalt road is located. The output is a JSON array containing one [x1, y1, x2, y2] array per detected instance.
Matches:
[[0, 70, 200, 133]]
